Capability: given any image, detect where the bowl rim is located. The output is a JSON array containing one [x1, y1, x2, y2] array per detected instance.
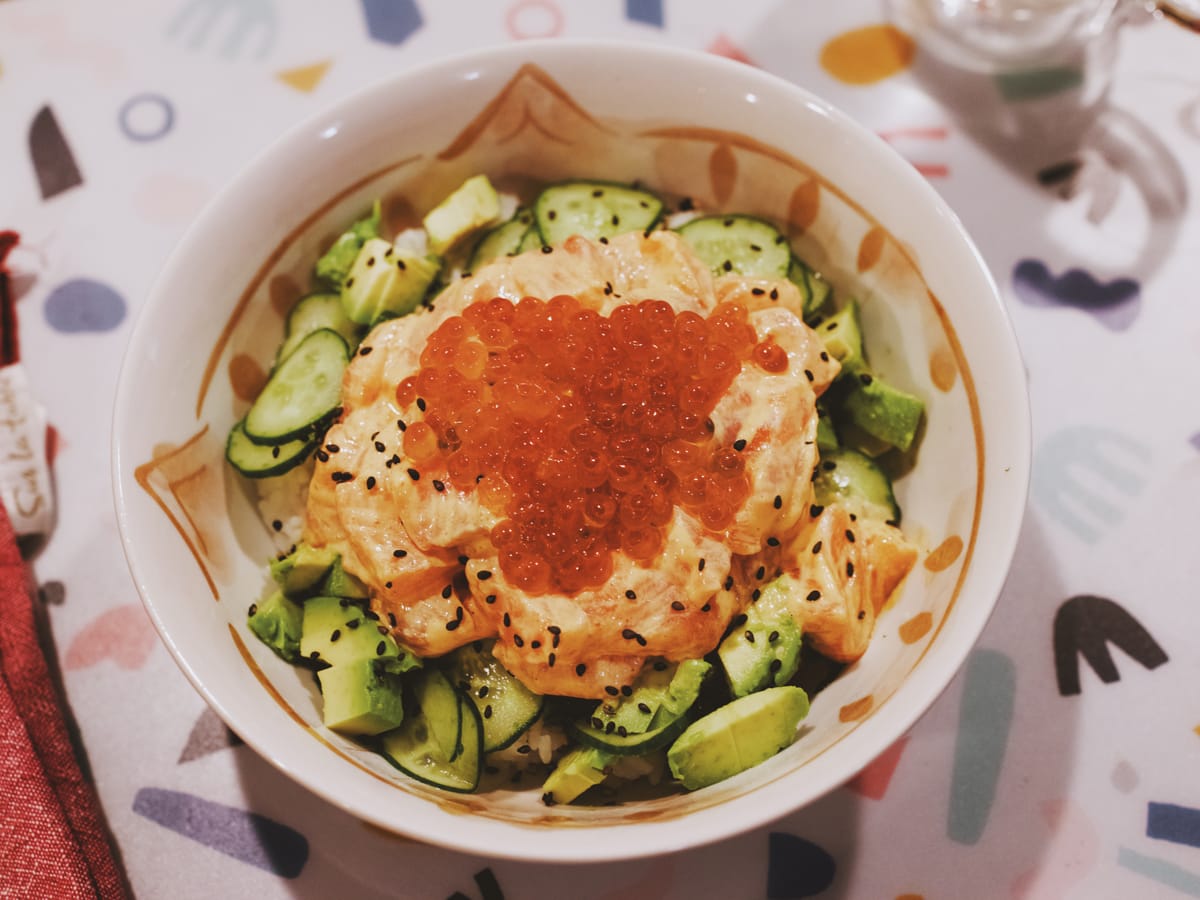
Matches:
[[112, 38, 1031, 862]]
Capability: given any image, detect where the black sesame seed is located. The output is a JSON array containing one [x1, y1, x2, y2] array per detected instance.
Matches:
[[622, 628, 637, 640], [396, 259, 406, 271], [547, 625, 561, 635], [605, 721, 616, 734], [531, 640, 541, 649], [576, 663, 587, 676], [432, 479, 445, 493], [768, 630, 780, 643], [733, 439, 747, 452], [366, 476, 376, 490], [316, 450, 330, 463], [847, 561, 856, 578], [860, 373, 874, 385], [769, 658, 783, 674], [517, 744, 532, 754], [605, 685, 619, 696], [514, 634, 524, 647], [822, 460, 837, 471], [724, 575, 734, 591], [416, 397, 426, 412], [484, 705, 493, 719], [810, 504, 825, 517], [732, 614, 748, 628], [445, 620, 460, 631], [393, 548, 407, 558], [331, 471, 354, 483], [271, 446, 281, 459], [541, 244, 553, 254], [770, 287, 779, 300], [638, 702, 652, 715], [845, 529, 856, 543], [701, 602, 712, 612], [388, 612, 397, 626], [805, 369, 814, 382], [611, 214, 620, 226], [617, 725, 629, 737], [604, 281, 613, 295], [485, 594, 497, 604], [248, 603, 258, 616], [385, 582, 392, 589], [671, 600, 685, 611], [755, 566, 766, 580], [548, 653, 556, 667], [455, 605, 464, 622], [751, 589, 761, 601], [397, 419, 407, 431], [359, 345, 374, 357], [345, 277, 355, 288], [819, 351, 829, 362], [365, 609, 380, 621], [376, 641, 387, 655], [807, 589, 821, 602], [346, 619, 360, 630], [503, 612, 511, 627], [625, 590, 637, 600], [773, 495, 783, 510], [767, 536, 780, 547], [812, 541, 823, 554], [751, 287, 765, 296], [621, 685, 633, 697], [330, 629, 341, 642], [547, 210, 557, 220], [442, 584, 453, 599], [477, 570, 492, 581], [407, 468, 420, 481], [326, 443, 340, 453], [722, 259, 733, 272], [857, 610, 867, 620], [745, 630, 756, 643], [542, 792, 557, 806], [378, 625, 389, 635], [599, 236, 609, 244]]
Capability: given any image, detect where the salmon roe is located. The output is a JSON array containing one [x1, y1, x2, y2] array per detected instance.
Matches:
[[402, 295, 787, 595]]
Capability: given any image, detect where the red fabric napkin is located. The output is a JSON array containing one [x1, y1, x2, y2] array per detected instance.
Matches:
[[0, 503, 128, 895]]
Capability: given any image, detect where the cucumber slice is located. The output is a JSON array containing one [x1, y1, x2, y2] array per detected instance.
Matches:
[[676, 215, 790, 279], [516, 225, 544, 254], [243, 328, 348, 444], [813, 447, 901, 524], [787, 256, 831, 319], [573, 659, 710, 754], [378, 670, 482, 792], [534, 181, 663, 246], [225, 420, 317, 478], [279, 292, 361, 362], [467, 209, 534, 271], [443, 640, 543, 752], [815, 406, 839, 454], [570, 711, 691, 756]]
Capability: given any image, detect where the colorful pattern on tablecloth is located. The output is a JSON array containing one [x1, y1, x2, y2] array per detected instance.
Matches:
[[2, 0, 1199, 896]]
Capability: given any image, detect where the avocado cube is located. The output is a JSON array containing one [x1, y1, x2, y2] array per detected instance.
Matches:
[[318, 657, 405, 736], [340, 238, 441, 326], [301, 595, 400, 668], [718, 584, 802, 698], [841, 373, 924, 453], [321, 557, 370, 600], [541, 745, 613, 806], [247, 590, 304, 662], [315, 199, 381, 287], [816, 408, 839, 453], [667, 686, 810, 791], [817, 299, 866, 376], [270, 543, 338, 597], [423, 174, 502, 255]]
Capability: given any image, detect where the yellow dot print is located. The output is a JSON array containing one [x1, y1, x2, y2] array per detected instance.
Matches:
[[820, 25, 915, 86]]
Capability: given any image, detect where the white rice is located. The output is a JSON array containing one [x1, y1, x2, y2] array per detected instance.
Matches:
[[488, 718, 569, 767], [254, 457, 314, 554]]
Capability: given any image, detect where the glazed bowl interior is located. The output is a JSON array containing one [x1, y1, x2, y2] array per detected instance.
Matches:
[[113, 40, 1030, 862]]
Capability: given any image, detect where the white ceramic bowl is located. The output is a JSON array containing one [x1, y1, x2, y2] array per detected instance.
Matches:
[[113, 40, 1030, 862]]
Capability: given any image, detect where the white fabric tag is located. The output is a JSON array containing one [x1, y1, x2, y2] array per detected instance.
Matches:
[[0, 365, 55, 538]]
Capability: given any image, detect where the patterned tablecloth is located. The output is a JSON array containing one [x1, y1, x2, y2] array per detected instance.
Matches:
[[3, 0, 1200, 897]]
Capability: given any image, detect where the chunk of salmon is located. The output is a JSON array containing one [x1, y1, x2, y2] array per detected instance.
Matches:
[[463, 509, 734, 698], [709, 306, 837, 556], [777, 503, 918, 662]]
